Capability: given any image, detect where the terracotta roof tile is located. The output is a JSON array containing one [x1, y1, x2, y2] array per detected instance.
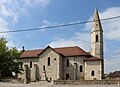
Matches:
[[87, 52, 91, 55], [20, 46, 90, 58], [20, 49, 43, 58], [54, 46, 90, 57]]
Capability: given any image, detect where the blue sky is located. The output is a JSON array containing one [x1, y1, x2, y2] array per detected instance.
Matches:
[[0, 0, 120, 73]]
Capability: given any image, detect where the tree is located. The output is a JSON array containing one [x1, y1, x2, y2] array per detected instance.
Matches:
[[0, 37, 23, 77]]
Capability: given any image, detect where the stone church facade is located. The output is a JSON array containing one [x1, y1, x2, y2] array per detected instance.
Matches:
[[18, 9, 104, 81]]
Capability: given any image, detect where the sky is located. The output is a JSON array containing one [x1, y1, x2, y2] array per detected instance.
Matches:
[[0, 0, 120, 73]]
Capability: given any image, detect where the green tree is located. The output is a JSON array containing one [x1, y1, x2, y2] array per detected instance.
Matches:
[[0, 37, 23, 77]]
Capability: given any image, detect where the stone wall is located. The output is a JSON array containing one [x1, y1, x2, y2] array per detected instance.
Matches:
[[54, 80, 120, 85], [18, 58, 39, 82], [39, 47, 62, 80], [63, 56, 85, 80], [91, 31, 103, 58], [85, 60, 102, 80]]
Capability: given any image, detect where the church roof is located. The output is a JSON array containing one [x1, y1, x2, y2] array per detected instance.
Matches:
[[20, 49, 43, 58], [20, 46, 91, 58], [54, 46, 90, 57]]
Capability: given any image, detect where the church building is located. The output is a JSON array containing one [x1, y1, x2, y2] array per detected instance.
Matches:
[[18, 9, 104, 81]]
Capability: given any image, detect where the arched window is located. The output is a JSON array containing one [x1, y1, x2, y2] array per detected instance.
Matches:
[[96, 35, 99, 42], [43, 65, 45, 71], [30, 61, 32, 68], [91, 70, 95, 76], [96, 24, 98, 26], [66, 59, 69, 67], [80, 65, 83, 72], [48, 57, 50, 66]]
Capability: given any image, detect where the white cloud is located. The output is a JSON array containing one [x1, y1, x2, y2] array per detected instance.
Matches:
[[34, 0, 50, 7], [85, 7, 120, 40], [24, 0, 33, 6], [0, 0, 50, 24], [0, 0, 11, 4], [0, 1, 21, 24], [49, 32, 90, 51], [0, 1, 15, 46], [0, 17, 8, 29], [100, 7, 120, 40], [0, 17, 9, 37], [0, 0, 50, 48], [100, 7, 120, 73], [0, 4, 12, 16], [42, 19, 52, 26], [105, 56, 120, 74], [40, 19, 58, 30], [22, 0, 50, 8], [6, 40, 15, 48]]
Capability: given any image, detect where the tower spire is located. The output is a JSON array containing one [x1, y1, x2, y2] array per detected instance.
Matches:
[[91, 9, 103, 58], [92, 8, 103, 32], [94, 8, 100, 20]]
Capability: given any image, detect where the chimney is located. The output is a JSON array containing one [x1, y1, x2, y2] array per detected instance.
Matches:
[[22, 46, 25, 52]]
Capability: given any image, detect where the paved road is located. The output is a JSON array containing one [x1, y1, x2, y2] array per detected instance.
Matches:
[[0, 82, 120, 87]]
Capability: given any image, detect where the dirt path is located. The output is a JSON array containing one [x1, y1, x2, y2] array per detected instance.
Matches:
[[0, 82, 119, 87]]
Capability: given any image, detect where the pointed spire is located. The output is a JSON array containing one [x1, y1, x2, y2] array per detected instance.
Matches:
[[94, 8, 100, 21], [95, 8, 98, 13], [92, 8, 103, 32]]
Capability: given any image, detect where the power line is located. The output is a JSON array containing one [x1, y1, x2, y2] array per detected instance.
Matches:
[[104, 58, 120, 65], [0, 15, 120, 33], [104, 52, 120, 65], [105, 60, 119, 64], [104, 52, 120, 59]]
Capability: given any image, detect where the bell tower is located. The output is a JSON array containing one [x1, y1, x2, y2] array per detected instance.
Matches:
[[91, 8, 103, 58]]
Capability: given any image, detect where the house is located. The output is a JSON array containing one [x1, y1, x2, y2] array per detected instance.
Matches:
[[106, 71, 120, 80], [18, 9, 104, 81]]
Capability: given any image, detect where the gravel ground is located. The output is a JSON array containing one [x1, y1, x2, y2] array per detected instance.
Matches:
[[0, 82, 120, 87]]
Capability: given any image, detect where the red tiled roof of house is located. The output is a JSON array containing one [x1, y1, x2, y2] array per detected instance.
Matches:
[[20, 46, 91, 58], [84, 57, 102, 61]]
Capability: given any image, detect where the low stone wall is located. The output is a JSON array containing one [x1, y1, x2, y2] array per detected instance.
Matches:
[[0, 78, 22, 83], [54, 80, 120, 85]]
